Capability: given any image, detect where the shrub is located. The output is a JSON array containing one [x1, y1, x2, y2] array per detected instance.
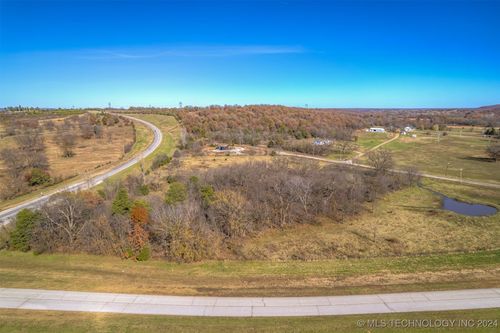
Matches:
[[139, 184, 150, 195], [487, 144, 500, 161], [10, 209, 40, 252], [123, 142, 134, 154], [200, 185, 215, 206], [27, 168, 51, 186], [151, 153, 171, 170], [136, 246, 151, 261], [165, 182, 187, 205], [165, 223, 214, 263], [173, 150, 182, 158]]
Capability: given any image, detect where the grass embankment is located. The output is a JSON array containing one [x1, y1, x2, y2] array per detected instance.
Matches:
[[381, 130, 500, 183], [103, 114, 179, 183], [129, 113, 180, 169], [0, 249, 498, 297], [1, 308, 498, 333]]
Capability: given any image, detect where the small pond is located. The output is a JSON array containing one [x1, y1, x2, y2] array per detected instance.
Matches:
[[442, 197, 497, 217]]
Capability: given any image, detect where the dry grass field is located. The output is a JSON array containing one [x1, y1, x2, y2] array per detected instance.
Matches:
[[238, 178, 500, 260], [325, 131, 394, 160], [181, 154, 272, 170], [379, 129, 500, 183], [0, 115, 135, 205]]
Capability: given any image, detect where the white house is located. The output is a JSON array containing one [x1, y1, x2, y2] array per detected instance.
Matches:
[[368, 127, 385, 133], [313, 139, 332, 146], [404, 126, 415, 132]]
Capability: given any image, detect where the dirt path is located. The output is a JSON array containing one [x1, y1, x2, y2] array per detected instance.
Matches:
[[354, 132, 400, 159], [278, 151, 500, 189]]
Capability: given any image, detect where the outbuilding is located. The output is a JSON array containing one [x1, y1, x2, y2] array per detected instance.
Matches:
[[313, 139, 332, 146], [368, 127, 385, 133]]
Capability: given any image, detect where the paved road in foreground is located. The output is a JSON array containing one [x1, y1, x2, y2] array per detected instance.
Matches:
[[278, 151, 500, 189], [0, 114, 162, 224], [0, 288, 498, 317]]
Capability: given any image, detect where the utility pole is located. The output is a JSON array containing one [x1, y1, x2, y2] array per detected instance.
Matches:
[[459, 168, 463, 183]]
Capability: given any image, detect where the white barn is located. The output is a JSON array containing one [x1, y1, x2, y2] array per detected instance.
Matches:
[[368, 127, 385, 133]]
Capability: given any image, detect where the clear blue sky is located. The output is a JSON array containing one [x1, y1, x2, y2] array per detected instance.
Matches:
[[0, 0, 499, 108]]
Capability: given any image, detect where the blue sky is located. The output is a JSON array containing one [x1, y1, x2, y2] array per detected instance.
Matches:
[[0, 0, 499, 108]]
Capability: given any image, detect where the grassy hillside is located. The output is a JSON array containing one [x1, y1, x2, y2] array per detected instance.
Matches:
[[0, 249, 498, 297]]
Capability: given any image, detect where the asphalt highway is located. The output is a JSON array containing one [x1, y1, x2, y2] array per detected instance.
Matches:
[[0, 114, 162, 224]]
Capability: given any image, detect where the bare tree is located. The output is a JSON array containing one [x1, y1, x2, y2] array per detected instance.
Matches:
[[288, 175, 313, 216], [367, 148, 394, 174], [15, 129, 44, 152], [33, 193, 94, 251], [486, 144, 500, 162], [80, 124, 94, 139], [336, 140, 357, 158], [209, 189, 251, 237], [0, 148, 25, 178], [94, 125, 103, 138], [57, 132, 77, 157], [403, 166, 420, 185]]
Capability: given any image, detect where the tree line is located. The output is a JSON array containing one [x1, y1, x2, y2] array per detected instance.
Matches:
[[1, 156, 417, 262]]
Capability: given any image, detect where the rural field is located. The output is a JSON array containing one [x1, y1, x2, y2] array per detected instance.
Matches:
[[1, 0, 499, 331], [0, 114, 134, 180], [376, 129, 500, 183], [238, 179, 500, 260], [0, 112, 138, 210]]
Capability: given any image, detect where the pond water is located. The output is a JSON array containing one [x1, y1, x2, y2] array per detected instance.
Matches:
[[442, 197, 498, 217]]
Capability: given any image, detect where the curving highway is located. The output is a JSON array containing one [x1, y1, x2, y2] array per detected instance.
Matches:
[[0, 114, 162, 224]]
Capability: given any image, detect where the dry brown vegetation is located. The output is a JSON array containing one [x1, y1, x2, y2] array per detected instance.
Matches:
[[0, 112, 135, 201], [238, 179, 500, 260], [1, 154, 418, 263], [128, 105, 365, 147]]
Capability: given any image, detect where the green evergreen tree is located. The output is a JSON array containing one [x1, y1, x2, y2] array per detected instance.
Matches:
[[112, 187, 132, 215], [10, 209, 40, 252]]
